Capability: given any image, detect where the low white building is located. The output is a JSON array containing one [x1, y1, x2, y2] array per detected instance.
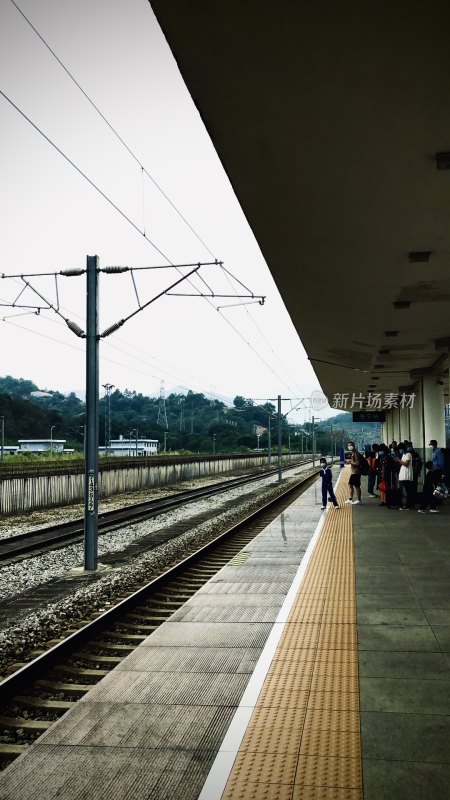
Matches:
[[18, 439, 66, 454], [0, 445, 20, 456], [99, 437, 158, 457]]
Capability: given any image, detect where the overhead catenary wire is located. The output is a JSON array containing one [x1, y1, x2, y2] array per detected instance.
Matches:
[[219, 265, 306, 398], [0, 88, 170, 263], [1, 23, 308, 396], [0, 280, 241, 401], [1, 310, 232, 400], [9, 0, 216, 261], [7, 0, 312, 396]]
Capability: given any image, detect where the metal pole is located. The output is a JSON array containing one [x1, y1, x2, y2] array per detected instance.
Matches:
[[421, 375, 426, 482], [0, 416, 4, 461], [277, 394, 282, 482], [84, 255, 99, 571], [312, 415, 316, 467], [268, 415, 272, 467], [164, 431, 167, 452]]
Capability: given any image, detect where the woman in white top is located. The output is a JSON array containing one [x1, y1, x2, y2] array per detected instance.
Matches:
[[395, 442, 415, 510]]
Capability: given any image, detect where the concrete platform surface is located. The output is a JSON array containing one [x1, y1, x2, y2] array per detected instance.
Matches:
[[0, 469, 325, 800]]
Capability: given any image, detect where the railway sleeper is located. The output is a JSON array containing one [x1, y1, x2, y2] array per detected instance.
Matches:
[[0, 744, 28, 758], [0, 716, 52, 732], [54, 665, 109, 679], [35, 680, 91, 696], [134, 604, 180, 614], [184, 567, 218, 576], [89, 641, 134, 653], [73, 652, 123, 665], [123, 613, 168, 623], [153, 594, 192, 603], [170, 580, 205, 589], [113, 622, 157, 633], [14, 696, 74, 712], [103, 632, 147, 642]]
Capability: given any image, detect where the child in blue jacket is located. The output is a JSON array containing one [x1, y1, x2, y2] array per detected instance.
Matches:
[[319, 458, 339, 509]]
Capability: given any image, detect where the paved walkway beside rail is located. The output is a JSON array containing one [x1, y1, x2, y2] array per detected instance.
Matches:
[[208, 471, 450, 799], [1, 468, 449, 799]]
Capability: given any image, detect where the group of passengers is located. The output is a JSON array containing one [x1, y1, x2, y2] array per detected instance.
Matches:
[[345, 439, 445, 513]]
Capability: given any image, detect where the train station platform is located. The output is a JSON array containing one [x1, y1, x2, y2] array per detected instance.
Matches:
[[1, 468, 449, 799]]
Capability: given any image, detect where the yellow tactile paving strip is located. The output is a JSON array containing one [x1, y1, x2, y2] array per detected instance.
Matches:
[[221, 475, 363, 800]]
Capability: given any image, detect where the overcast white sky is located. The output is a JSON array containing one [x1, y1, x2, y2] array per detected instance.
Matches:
[[0, 0, 332, 423]]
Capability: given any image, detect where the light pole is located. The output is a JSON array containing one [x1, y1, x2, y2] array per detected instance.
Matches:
[[164, 431, 168, 453], [257, 433, 260, 450], [268, 415, 272, 467], [50, 425, 56, 456], [129, 429, 136, 457], [303, 430, 311, 459], [212, 433, 217, 454], [0, 416, 4, 462], [312, 416, 322, 466]]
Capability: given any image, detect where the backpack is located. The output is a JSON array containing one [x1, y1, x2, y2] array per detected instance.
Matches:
[[358, 453, 369, 476]]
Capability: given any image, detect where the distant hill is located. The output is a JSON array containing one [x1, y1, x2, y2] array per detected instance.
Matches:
[[0, 374, 375, 453]]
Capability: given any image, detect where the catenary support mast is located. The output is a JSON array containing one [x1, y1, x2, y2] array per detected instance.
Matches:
[[84, 255, 99, 571]]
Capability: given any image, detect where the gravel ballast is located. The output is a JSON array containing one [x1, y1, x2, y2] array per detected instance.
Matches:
[[0, 464, 318, 675]]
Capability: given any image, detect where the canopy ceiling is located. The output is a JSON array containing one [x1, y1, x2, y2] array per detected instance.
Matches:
[[150, 1, 450, 407]]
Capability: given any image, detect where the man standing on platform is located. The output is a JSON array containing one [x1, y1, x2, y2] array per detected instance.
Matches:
[[345, 441, 363, 505], [429, 439, 444, 476]]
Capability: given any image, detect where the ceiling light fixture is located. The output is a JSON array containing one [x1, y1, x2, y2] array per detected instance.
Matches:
[[408, 251, 432, 262], [436, 152, 450, 170]]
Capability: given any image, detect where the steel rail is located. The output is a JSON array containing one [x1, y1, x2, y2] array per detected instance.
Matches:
[[0, 460, 312, 563], [0, 467, 319, 706]]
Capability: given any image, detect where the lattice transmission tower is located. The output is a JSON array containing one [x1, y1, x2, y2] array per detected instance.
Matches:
[[102, 383, 114, 455], [157, 380, 168, 429]]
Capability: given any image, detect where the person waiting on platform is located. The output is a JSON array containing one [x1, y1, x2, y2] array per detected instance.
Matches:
[[395, 442, 415, 510], [319, 458, 339, 510], [417, 461, 440, 513], [429, 439, 445, 476], [367, 445, 379, 497], [377, 444, 394, 507], [345, 441, 363, 505]]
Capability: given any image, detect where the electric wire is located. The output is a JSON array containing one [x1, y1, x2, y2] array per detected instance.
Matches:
[[0, 89, 277, 374], [0, 89, 172, 262], [219, 265, 305, 397], [9, 0, 216, 260], [1, 28, 309, 398], [6, 309, 231, 400], [7, 0, 311, 396]]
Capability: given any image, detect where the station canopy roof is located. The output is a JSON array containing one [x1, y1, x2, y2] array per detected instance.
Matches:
[[151, 1, 450, 408]]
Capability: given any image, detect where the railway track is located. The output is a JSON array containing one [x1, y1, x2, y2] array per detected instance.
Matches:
[[0, 460, 313, 564], [0, 466, 319, 768]]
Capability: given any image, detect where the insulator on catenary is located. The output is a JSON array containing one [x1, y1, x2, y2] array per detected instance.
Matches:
[[60, 269, 85, 276], [101, 320, 125, 338], [65, 319, 85, 337], [102, 266, 129, 273]]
